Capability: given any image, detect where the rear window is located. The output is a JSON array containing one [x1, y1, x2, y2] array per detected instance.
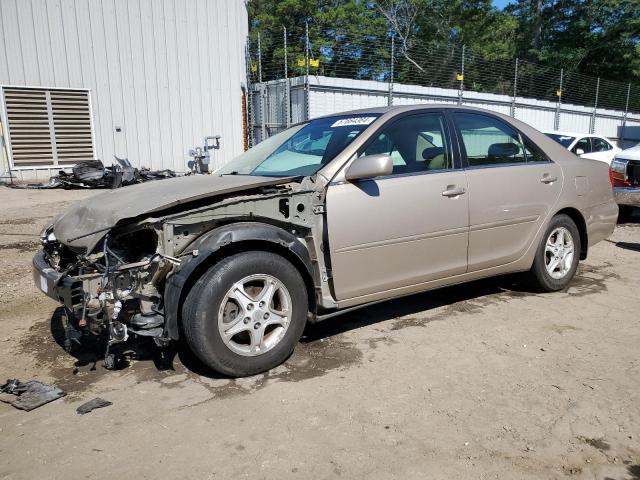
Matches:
[[545, 133, 575, 148]]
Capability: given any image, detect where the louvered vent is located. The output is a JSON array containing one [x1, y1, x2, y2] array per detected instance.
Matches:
[[50, 90, 94, 165], [2, 87, 94, 167]]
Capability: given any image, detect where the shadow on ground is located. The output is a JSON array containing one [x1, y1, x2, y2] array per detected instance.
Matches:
[[19, 261, 614, 395]]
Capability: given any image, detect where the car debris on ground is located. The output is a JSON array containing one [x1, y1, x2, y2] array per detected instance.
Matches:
[[7, 157, 177, 190], [76, 397, 113, 415], [0, 379, 65, 411]]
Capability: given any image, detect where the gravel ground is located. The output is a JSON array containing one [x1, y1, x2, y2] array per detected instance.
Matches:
[[0, 186, 639, 480]]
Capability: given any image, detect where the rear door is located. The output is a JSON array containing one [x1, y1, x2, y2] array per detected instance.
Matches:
[[325, 111, 469, 300], [582, 137, 617, 164], [452, 112, 562, 272]]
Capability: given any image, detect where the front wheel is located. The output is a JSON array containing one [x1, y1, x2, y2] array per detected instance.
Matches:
[[526, 214, 581, 292], [182, 251, 308, 377]]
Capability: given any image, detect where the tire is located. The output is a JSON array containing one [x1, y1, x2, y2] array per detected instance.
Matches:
[[526, 214, 581, 292], [182, 250, 308, 377]]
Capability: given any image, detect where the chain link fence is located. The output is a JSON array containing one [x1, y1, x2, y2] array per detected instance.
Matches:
[[245, 25, 640, 146]]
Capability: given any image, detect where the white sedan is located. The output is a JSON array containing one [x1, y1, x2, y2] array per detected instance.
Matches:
[[544, 131, 621, 165]]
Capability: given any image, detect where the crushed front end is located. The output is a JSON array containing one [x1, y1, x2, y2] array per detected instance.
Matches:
[[33, 223, 176, 367]]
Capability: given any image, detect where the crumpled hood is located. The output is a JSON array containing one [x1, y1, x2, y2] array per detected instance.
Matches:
[[53, 174, 293, 251]]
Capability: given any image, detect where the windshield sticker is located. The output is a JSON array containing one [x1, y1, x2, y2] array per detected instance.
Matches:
[[331, 116, 377, 128]]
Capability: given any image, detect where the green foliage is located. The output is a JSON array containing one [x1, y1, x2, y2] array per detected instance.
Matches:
[[248, 0, 640, 92]]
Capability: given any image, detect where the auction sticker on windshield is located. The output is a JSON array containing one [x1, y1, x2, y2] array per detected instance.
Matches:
[[331, 117, 377, 128]]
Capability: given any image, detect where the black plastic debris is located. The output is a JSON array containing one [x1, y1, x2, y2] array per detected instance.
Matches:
[[76, 397, 112, 415], [0, 379, 65, 411], [8, 157, 176, 190]]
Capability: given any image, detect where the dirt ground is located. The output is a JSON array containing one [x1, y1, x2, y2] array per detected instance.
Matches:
[[0, 186, 639, 480]]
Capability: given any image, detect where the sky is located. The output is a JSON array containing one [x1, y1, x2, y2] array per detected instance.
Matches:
[[492, 0, 511, 9]]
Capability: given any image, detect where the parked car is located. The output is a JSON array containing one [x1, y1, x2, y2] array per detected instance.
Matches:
[[34, 106, 618, 377], [544, 131, 621, 164], [610, 143, 640, 216]]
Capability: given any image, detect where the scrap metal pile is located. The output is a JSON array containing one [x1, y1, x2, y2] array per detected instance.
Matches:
[[12, 157, 177, 189]]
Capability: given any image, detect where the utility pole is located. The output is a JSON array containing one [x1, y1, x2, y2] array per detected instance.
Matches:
[[388, 35, 395, 106], [258, 32, 266, 141], [554, 68, 563, 131], [589, 77, 600, 134], [457, 45, 465, 105], [283, 26, 290, 127], [510, 58, 518, 117], [621, 83, 631, 146], [304, 21, 310, 121]]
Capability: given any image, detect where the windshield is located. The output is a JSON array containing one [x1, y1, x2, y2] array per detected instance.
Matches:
[[545, 133, 575, 148], [216, 114, 380, 177]]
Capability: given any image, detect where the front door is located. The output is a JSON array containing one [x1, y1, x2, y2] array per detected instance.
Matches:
[[452, 112, 563, 271], [325, 112, 469, 301]]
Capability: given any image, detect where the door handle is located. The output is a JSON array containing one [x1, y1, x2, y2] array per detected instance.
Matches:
[[540, 174, 558, 184], [442, 185, 466, 197]]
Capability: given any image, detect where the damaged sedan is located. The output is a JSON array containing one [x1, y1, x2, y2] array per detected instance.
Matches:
[[33, 105, 618, 377]]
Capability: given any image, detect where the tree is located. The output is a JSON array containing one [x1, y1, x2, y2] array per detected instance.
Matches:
[[507, 0, 640, 83]]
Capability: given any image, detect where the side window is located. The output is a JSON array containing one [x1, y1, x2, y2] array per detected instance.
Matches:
[[522, 136, 550, 163], [592, 137, 612, 152], [361, 113, 451, 174], [572, 137, 591, 154], [455, 113, 526, 167]]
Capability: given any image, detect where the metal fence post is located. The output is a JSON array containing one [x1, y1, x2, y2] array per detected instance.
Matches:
[[457, 45, 465, 105], [304, 21, 310, 121], [284, 26, 290, 128], [388, 35, 395, 106], [245, 41, 254, 147], [510, 58, 518, 117], [554, 68, 563, 130], [589, 77, 600, 134], [257, 32, 266, 142], [621, 83, 631, 146]]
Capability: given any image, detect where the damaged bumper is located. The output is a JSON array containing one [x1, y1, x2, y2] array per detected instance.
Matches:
[[613, 187, 640, 207], [32, 250, 83, 308]]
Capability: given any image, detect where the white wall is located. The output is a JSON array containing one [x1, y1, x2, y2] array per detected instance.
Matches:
[[0, 0, 248, 174], [253, 75, 640, 146]]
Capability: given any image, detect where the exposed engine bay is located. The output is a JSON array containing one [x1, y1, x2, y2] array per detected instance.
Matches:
[[35, 179, 325, 368]]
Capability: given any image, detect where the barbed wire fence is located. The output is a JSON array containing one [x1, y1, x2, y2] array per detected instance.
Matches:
[[245, 24, 640, 146]]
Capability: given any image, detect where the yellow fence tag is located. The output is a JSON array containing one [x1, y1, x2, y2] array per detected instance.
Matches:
[[456, 73, 464, 81], [310, 58, 320, 68]]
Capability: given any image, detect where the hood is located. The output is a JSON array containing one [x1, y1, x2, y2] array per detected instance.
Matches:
[[616, 144, 640, 161], [53, 174, 294, 252]]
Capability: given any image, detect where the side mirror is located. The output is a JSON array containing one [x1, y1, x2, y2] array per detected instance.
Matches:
[[575, 148, 585, 156], [345, 154, 393, 182]]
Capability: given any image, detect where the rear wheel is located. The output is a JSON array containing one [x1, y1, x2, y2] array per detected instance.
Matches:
[[182, 251, 308, 377], [526, 214, 580, 292]]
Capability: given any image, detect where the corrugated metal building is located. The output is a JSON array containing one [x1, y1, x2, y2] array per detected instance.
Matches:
[[0, 0, 248, 181]]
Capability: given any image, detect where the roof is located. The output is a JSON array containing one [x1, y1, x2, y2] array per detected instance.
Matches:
[[543, 130, 609, 139]]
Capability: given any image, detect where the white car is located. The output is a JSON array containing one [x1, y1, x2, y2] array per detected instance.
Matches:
[[544, 131, 621, 165]]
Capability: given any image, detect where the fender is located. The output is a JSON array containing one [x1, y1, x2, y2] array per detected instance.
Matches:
[[163, 222, 314, 340]]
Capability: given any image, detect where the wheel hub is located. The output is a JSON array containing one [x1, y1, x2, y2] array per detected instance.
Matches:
[[217, 274, 292, 357], [544, 227, 575, 280]]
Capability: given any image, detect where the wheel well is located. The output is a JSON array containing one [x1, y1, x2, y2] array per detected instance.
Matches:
[[177, 240, 317, 331], [555, 207, 588, 260]]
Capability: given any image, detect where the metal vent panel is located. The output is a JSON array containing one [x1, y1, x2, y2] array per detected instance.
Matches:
[[2, 87, 95, 167]]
